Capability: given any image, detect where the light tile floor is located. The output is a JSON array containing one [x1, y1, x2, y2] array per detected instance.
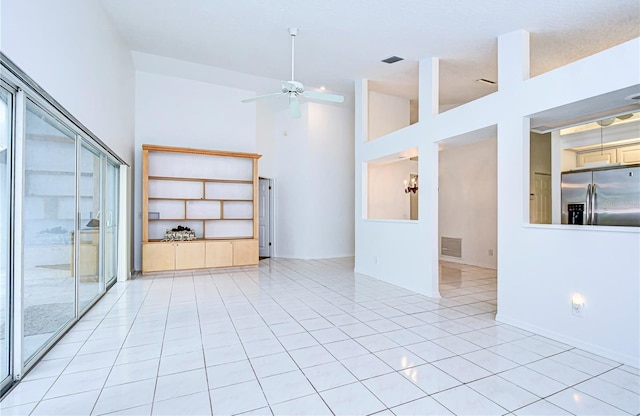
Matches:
[[1, 258, 638, 415]]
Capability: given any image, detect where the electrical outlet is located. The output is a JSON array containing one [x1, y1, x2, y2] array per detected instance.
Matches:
[[571, 295, 585, 317], [488, 249, 494, 256]]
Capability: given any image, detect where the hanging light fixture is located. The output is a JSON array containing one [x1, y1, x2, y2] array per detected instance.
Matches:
[[404, 175, 418, 193]]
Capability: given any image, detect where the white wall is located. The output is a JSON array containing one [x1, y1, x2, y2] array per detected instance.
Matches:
[[439, 138, 497, 269], [133, 68, 257, 270], [368, 159, 417, 220], [356, 35, 640, 365], [273, 102, 355, 259], [0, 0, 135, 165], [133, 54, 355, 266], [307, 102, 355, 258], [368, 91, 410, 141]]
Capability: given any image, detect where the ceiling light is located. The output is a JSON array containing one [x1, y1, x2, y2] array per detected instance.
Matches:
[[381, 56, 404, 64], [319, 86, 326, 91], [596, 118, 615, 127], [475, 78, 496, 85]]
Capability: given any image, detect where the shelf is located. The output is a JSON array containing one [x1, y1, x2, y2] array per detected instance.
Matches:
[[149, 197, 253, 202], [149, 175, 252, 184], [142, 145, 259, 271], [147, 236, 254, 242]]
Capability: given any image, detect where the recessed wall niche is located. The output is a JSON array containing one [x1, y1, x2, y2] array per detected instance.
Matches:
[[367, 153, 418, 220], [367, 75, 418, 142]]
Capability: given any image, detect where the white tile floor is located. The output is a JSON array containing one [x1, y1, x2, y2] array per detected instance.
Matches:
[[1, 258, 638, 415]]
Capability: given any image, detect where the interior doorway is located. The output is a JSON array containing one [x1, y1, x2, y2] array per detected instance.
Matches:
[[258, 178, 273, 258], [437, 132, 498, 317]]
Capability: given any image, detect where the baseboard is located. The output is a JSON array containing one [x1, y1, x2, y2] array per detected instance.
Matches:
[[496, 313, 639, 368], [439, 256, 497, 270]]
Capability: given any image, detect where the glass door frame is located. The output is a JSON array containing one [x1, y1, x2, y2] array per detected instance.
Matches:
[[76, 137, 106, 316], [20, 95, 79, 370], [105, 158, 120, 288], [0, 80, 15, 396]]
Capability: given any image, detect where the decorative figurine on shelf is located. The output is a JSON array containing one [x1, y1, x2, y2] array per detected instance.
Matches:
[[162, 225, 196, 241]]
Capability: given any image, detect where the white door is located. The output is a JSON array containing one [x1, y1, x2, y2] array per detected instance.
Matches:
[[531, 173, 552, 224], [258, 178, 271, 258]]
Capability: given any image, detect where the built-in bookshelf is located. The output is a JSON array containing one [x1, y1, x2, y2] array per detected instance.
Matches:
[[141, 144, 260, 273]]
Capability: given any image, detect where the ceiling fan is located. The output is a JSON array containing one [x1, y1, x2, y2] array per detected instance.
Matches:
[[241, 28, 344, 118]]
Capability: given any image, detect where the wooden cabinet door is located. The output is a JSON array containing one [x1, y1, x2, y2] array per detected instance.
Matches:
[[233, 240, 259, 266], [576, 149, 616, 167], [142, 243, 175, 273], [175, 242, 205, 270], [206, 241, 233, 268], [617, 144, 640, 165]]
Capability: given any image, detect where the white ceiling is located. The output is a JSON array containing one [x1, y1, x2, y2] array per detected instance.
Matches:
[[100, 0, 640, 108]]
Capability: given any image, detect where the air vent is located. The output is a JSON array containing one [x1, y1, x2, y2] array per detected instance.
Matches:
[[476, 78, 496, 85], [441, 237, 462, 258], [381, 56, 404, 64]]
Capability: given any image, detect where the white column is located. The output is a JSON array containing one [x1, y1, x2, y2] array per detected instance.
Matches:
[[418, 57, 439, 119], [498, 30, 530, 89], [117, 165, 131, 281]]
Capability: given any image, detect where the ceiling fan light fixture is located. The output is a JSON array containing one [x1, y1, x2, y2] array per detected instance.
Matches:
[[240, 27, 344, 116], [596, 118, 615, 127]]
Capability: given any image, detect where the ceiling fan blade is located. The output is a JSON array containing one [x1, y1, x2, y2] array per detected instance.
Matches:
[[303, 91, 345, 103], [289, 96, 301, 118], [241, 92, 283, 103]]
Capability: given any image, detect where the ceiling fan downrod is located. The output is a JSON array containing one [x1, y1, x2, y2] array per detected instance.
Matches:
[[289, 28, 298, 82]]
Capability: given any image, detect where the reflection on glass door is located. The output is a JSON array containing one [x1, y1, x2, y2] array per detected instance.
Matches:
[[78, 142, 103, 312], [1, 87, 12, 385], [105, 161, 118, 286], [23, 100, 77, 364]]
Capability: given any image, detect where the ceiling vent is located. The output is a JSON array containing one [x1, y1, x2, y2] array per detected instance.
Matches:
[[381, 56, 404, 64]]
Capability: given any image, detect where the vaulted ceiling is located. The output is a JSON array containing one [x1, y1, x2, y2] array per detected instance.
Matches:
[[100, 0, 640, 108]]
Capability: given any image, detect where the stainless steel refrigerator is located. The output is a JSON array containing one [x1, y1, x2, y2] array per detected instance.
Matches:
[[561, 164, 640, 226]]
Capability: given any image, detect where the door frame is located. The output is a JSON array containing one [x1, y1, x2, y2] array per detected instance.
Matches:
[[259, 177, 276, 258]]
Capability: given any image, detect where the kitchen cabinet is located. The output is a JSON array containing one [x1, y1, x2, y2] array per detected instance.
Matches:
[[617, 143, 640, 165], [576, 143, 640, 167], [576, 148, 617, 167]]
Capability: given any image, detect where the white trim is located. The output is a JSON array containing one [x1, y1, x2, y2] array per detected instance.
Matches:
[[11, 89, 24, 380]]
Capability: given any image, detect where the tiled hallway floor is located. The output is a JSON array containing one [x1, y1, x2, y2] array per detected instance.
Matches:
[[1, 258, 638, 415]]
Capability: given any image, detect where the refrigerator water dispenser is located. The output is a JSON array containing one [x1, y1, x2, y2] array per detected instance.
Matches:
[[567, 203, 584, 225]]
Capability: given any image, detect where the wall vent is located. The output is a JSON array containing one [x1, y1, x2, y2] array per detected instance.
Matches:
[[441, 237, 462, 258]]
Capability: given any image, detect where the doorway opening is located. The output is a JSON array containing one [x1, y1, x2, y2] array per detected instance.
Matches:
[[437, 129, 498, 318], [258, 178, 274, 259]]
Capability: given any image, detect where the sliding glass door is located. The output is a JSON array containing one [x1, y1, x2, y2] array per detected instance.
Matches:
[[1, 57, 126, 392], [78, 142, 103, 312], [0, 86, 12, 389], [105, 161, 119, 286], [22, 100, 77, 364]]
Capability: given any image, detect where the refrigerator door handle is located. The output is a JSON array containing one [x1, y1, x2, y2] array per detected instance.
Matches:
[[591, 183, 597, 225], [586, 184, 592, 225]]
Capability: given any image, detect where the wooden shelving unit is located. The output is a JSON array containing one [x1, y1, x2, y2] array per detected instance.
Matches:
[[141, 144, 261, 273]]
